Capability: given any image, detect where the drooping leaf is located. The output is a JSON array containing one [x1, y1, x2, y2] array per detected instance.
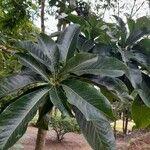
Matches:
[[87, 76, 132, 101], [127, 64, 150, 107], [15, 53, 49, 81], [57, 24, 80, 62], [133, 38, 150, 56], [37, 95, 53, 130], [126, 51, 150, 72], [74, 108, 116, 150], [132, 96, 150, 128], [0, 87, 49, 150], [49, 86, 71, 116], [69, 56, 127, 77], [62, 79, 114, 120], [126, 27, 150, 46], [0, 72, 43, 99]]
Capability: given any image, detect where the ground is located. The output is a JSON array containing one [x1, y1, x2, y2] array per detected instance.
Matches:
[[10, 127, 150, 150]]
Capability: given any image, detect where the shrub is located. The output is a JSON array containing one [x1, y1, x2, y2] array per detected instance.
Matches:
[[49, 115, 80, 142]]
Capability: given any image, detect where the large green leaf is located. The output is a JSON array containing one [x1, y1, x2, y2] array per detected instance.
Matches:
[[126, 27, 150, 46], [38, 33, 60, 72], [88, 76, 132, 101], [60, 53, 98, 77], [62, 79, 114, 120], [69, 56, 127, 77], [135, 16, 150, 31], [127, 18, 135, 33], [132, 96, 150, 128], [74, 108, 116, 150], [0, 87, 49, 150], [113, 15, 127, 46], [16, 53, 49, 81], [126, 51, 150, 72], [133, 38, 150, 56], [17, 41, 51, 69], [127, 64, 150, 107], [0, 72, 42, 99], [49, 86, 71, 116], [57, 24, 80, 62]]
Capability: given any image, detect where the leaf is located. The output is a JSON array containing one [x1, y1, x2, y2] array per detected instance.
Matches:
[[0, 87, 49, 150], [127, 18, 135, 33], [38, 33, 60, 72], [127, 51, 150, 72], [74, 108, 116, 150], [87, 76, 132, 101], [126, 27, 150, 46], [17, 41, 52, 70], [15, 53, 49, 81], [70, 56, 127, 77], [127, 64, 150, 107], [67, 14, 87, 27], [113, 15, 127, 46], [62, 79, 114, 120], [0, 72, 42, 99], [49, 86, 71, 116], [18, 34, 59, 73], [77, 35, 95, 52], [133, 38, 150, 56], [135, 16, 150, 31], [91, 43, 113, 56], [60, 53, 98, 77], [132, 96, 150, 128], [57, 24, 80, 62], [37, 95, 53, 130]]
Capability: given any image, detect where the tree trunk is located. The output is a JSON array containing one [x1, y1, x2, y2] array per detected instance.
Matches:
[[113, 121, 117, 139], [35, 128, 47, 150], [41, 0, 45, 33], [122, 111, 125, 133]]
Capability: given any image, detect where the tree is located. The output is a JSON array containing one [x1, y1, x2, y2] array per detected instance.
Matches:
[[0, 24, 128, 150], [71, 13, 150, 129]]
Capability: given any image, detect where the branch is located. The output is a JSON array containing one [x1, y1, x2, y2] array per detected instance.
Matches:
[[0, 45, 16, 54]]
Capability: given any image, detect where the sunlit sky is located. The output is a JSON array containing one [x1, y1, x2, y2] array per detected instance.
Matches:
[[35, 0, 150, 34]]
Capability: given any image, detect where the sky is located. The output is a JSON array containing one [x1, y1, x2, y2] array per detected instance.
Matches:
[[35, 0, 150, 34]]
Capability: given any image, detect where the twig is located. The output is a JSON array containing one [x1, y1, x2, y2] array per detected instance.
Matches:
[[132, 1, 145, 18], [130, 0, 137, 18], [0, 45, 16, 54]]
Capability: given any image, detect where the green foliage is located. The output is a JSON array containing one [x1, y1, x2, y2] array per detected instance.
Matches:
[[0, 24, 127, 150], [73, 15, 150, 130], [0, 0, 39, 40], [49, 114, 80, 142], [132, 96, 150, 128]]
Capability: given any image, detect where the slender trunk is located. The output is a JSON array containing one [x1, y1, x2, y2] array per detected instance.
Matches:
[[113, 121, 117, 139], [35, 1, 46, 148], [41, 0, 45, 33], [35, 128, 47, 150], [122, 111, 125, 133], [124, 109, 129, 134], [124, 116, 128, 134]]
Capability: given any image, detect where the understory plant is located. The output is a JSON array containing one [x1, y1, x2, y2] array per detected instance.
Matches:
[[0, 24, 128, 150], [49, 111, 80, 142]]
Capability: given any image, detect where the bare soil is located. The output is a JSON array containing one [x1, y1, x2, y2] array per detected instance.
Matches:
[[10, 127, 150, 150]]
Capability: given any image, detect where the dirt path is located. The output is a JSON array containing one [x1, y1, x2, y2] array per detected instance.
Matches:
[[10, 127, 150, 150]]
